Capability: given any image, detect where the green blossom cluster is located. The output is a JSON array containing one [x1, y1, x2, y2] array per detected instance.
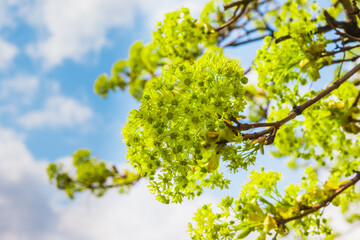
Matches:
[[189, 167, 348, 239], [270, 81, 360, 173], [47, 149, 140, 198], [95, 41, 160, 100], [153, 7, 217, 61], [48, 0, 360, 238], [47, 150, 111, 198], [122, 50, 251, 203], [200, 0, 237, 28], [95, 7, 217, 100], [254, 1, 332, 104]]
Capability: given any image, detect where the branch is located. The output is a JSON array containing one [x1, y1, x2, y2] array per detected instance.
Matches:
[[352, 89, 360, 107], [277, 171, 360, 226], [278, 61, 360, 123], [339, 0, 358, 23], [216, 0, 251, 32], [81, 178, 140, 190], [224, 0, 269, 10], [225, 35, 271, 47], [320, 44, 360, 57], [350, 118, 360, 122], [351, 0, 360, 20], [324, 10, 360, 41], [224, 0, 249, 10], [331, 55, 360, 64], [275, 25, 332, 44], [234, 62, 360, 141], [242, 128, 273, 140]]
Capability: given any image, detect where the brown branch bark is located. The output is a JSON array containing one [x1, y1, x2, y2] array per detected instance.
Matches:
[[275, 25, 332, 44], [352, 89, 360, 107], [234, 62, 360, 141], [277, 171, 360, 226], [225, 35, 271, 47], [339, 0, 358, 23], [331, 55, 360, 64], [216, 0, 251, 32], [224, 0, 248, 10], [324, 10, 360, 40], [85, 179, 140, 190]]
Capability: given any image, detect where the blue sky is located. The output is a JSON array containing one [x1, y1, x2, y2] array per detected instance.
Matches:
[[0, 0, 356, 239]]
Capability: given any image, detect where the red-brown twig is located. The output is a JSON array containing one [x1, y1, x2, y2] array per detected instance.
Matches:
[[234, 62, 360, 141], [277, 171, 360, 226]]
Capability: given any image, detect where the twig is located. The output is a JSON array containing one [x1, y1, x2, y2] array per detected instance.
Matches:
[[352, 90, 360, 107], [242, 128, 273, 140], [350, 118, 360, 122], [216, 0, 251, 32], [224, 0, 248, 10], [234, 62, 360, 141], [325, 10, 360, 42], [351, 0, 360, 20], [331, 55, 360, 64], [339, 0, 358, 23], [224, 0, 268, 10], [275, 25, 332, 44], [277, 171, 360, 226], [320, 44, 360, 57], [225, 35, 270, 47]]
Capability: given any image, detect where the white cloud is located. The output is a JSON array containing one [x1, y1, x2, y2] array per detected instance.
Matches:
[[245, 70, 258, 85], [0, 126, 57, 239], [52, 181, 214, 240], [0, 0, 17, 29], [0, 105, 18, 116], [0, 126, 45, 182], [0, 125, 215, 240], [22, 0, 207, 68], [0, 0, 208, 69], [134, 0, 208, 28], [0, 38, 18, 70], [25, 0, 135, 68], [325, 205, 360, 239], [0, 75, 39, 104], [18, 95, 93, 129]]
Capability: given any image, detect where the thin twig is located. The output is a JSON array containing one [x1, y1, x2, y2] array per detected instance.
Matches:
[[216, 0, 251, 32], [352, 90, 360, 107], [332, 55, 360, 64], [234, 62, 360, 140], [225, 35, 271, 47], [224, 0, 248, 10], [325, 10, 360, 42], [277, 171, 360, 226], [275, 25, 332, 44]]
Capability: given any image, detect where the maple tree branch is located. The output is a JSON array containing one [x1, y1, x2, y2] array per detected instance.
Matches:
[[352, 89, 360, 107], [325, 10, 360, 41], [275, 25, 332, 44], [216, 0, 250, 32], [321, 44, 360, 57], [339, 0, 358, 23], [350, 118, 360, 122], [225, 35, 271, 47], [82, 179, 140, 190], [297, 62, 360, 110], [224, 0, 249, 10], [332, 55, 360, 64], [233, 62, 360, 142], [277, 171, 360, 226], [242, 128, 273, 140], [224, 0, 269, 10]]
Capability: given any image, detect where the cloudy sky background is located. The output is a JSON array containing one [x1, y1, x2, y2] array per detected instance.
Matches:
[[0, 0, 359, 239]]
